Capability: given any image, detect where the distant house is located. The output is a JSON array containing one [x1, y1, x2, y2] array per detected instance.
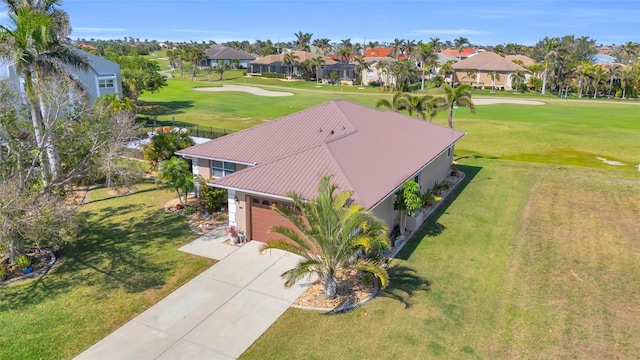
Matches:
[[248, 51, 335, 78], [364, 47, 407, 60], [205, 45, 255, 69], [359, 57, 397, 86], [451, 51, 531, 90], [592, 54, 618, 64], [0, 48, 122, 103], [176, 100, 464, 243]]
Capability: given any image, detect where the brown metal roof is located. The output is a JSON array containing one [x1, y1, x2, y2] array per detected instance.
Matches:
[[504, 55, 535, 67], [249, 51, 336, 65], [178, 100, 465, 209], [452, 51, 529, 72]]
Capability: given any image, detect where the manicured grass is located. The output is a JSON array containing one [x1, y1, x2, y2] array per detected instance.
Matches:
[[0, 183, 214, 359], [241, 160, 640, 359]]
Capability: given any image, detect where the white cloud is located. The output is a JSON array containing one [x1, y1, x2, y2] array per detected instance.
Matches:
[[413, 29, 493, 35], [73, 27, 127, 32]]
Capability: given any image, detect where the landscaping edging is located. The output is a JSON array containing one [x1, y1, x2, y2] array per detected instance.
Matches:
[[0, 250, 57, 286]]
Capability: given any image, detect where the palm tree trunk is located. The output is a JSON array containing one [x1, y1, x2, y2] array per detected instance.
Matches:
[[448, 105, 454, 128], [24, 71, 49, 186], [541, 66, 548, 95], [421, 65, 426, 91], [578, 78, 583, 98], [322, 271, 338, 298]]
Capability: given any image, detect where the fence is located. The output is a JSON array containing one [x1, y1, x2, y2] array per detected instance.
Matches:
[[135, 117, 233, 140]]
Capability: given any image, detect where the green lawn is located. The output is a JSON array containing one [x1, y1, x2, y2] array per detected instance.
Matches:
[[0, 184, 214, 359], [241, 160, 640, 359]]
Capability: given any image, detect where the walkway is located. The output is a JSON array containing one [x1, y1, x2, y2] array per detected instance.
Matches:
[[76, 228, 309, 359]]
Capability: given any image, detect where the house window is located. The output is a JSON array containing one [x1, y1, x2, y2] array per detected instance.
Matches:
[[414, 175, 420, 184], [211, 160, 236, 177], [99, 79, 114, 88], [447, 147, 451, 157], [366, 70, 373, 79]]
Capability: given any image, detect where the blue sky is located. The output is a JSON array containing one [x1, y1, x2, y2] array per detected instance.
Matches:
[[2, 0, 639, 45]]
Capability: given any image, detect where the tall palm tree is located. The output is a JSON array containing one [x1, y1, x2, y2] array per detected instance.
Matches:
[[618, 41, 639, 64], [353, 57, 370, 86], [282, 51, 299, 79], [415, 42, 437, 90], [375, 92, 436, 120], [576, 60, 593, 98], [619, 66, 634, 99], [487, 71, 500, 93], [187, 45, 205, 81], [429, 37, 443, 52], [260, 175, 390, 299], [293, 31, 312, 51], [438, 61, 455, 86], [434, 83, 476, 128], [541, 36, 559, 95], [310, 56, 325, 86], [367, 41, 379, 56], [337, 46, 353, 63], [390, 38, 404, 60], [403, 39, 417, 60], [591, 65, 607, 99], [464, 69, 478, 85], [454, 37, 469, 59], [0, 2, 87, 184], [510, 69, 525, 93], [607, 64, 621, 97]]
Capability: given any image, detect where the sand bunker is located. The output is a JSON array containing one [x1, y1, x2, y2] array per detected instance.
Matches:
[[473, 98, 544, 105], [194, 85, 293, 97]]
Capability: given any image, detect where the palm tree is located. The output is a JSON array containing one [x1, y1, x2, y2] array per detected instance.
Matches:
[[510, 70, 525, 93], [465, 69, 478, 85], [367, 41, 379, 56], [157, 157, 194, 205], [438, 61, 456, 86], [415, 42, 437, 90], [293, 31, 312, 51], [434, 83, 476, 128], [511, 69, 525, 94], [310, 56, 325, 86], [620, 66, 634, 99], [353, 57, 370, 86], [260, 175, 390, 299], [607, 64, 621, 97], [187, 45, 205, 81], [454, 37, 469, 59], [591, 65, 608, 99], [375, 92, 436, 120], [429, 37, 443, 52], [0, 2, 87, 184], [576, 60, 593, 98], [282, 52, 299, 79], [541, 36, 559, 95], [487, 71, 500, 93], [337, 46, 353, 63], [390, 38, 404, 60], [618, 41, 639, 64]]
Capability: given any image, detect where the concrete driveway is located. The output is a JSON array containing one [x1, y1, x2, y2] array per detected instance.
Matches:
[[76, 230, 309, 359]]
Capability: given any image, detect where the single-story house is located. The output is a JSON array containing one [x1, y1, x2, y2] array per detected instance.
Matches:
[[176, 100, 465, 243], [452, 51, 532, 90], [0, 48, 122, 103], [248, 51, 336, 77], [204, 45, 255, 69]]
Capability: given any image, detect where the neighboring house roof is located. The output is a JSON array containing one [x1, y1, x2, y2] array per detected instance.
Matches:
[[436, 53, 458, 65], [442, 48, 477, 58], [592, 54, 617, 64], [363, 57, 397, 64], [505, 55, 535, 67], [177, 100, 464, 209], [452, 52, 529, 72], [250, 51, 336, 65], [363, 47, 406, 60], [205, 45, 255, 60]]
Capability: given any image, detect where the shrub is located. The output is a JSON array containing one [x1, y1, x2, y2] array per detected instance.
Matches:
[[261, 72, 286, 79], [16, 254, 30, 269], [0, 263, 5, 279], [184, 206, 195, 216], [368, 80, 380, 87], [199, 181, 228, 213]]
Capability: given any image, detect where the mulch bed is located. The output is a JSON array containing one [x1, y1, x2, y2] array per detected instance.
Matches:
[[1, 248, 57, 285], [164, 195, 228, 234], [294, 269, 375, 309]]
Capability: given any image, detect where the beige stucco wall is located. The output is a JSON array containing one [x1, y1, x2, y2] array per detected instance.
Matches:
[[371, 148, 453, 234], [234, 191, 248, 234], [195, 158, 211, 179]]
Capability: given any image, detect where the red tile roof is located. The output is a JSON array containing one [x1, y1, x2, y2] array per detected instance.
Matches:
[[177, 101, 464, 209], [364, 47, 406, 60], [442, 48, 477, 58]]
